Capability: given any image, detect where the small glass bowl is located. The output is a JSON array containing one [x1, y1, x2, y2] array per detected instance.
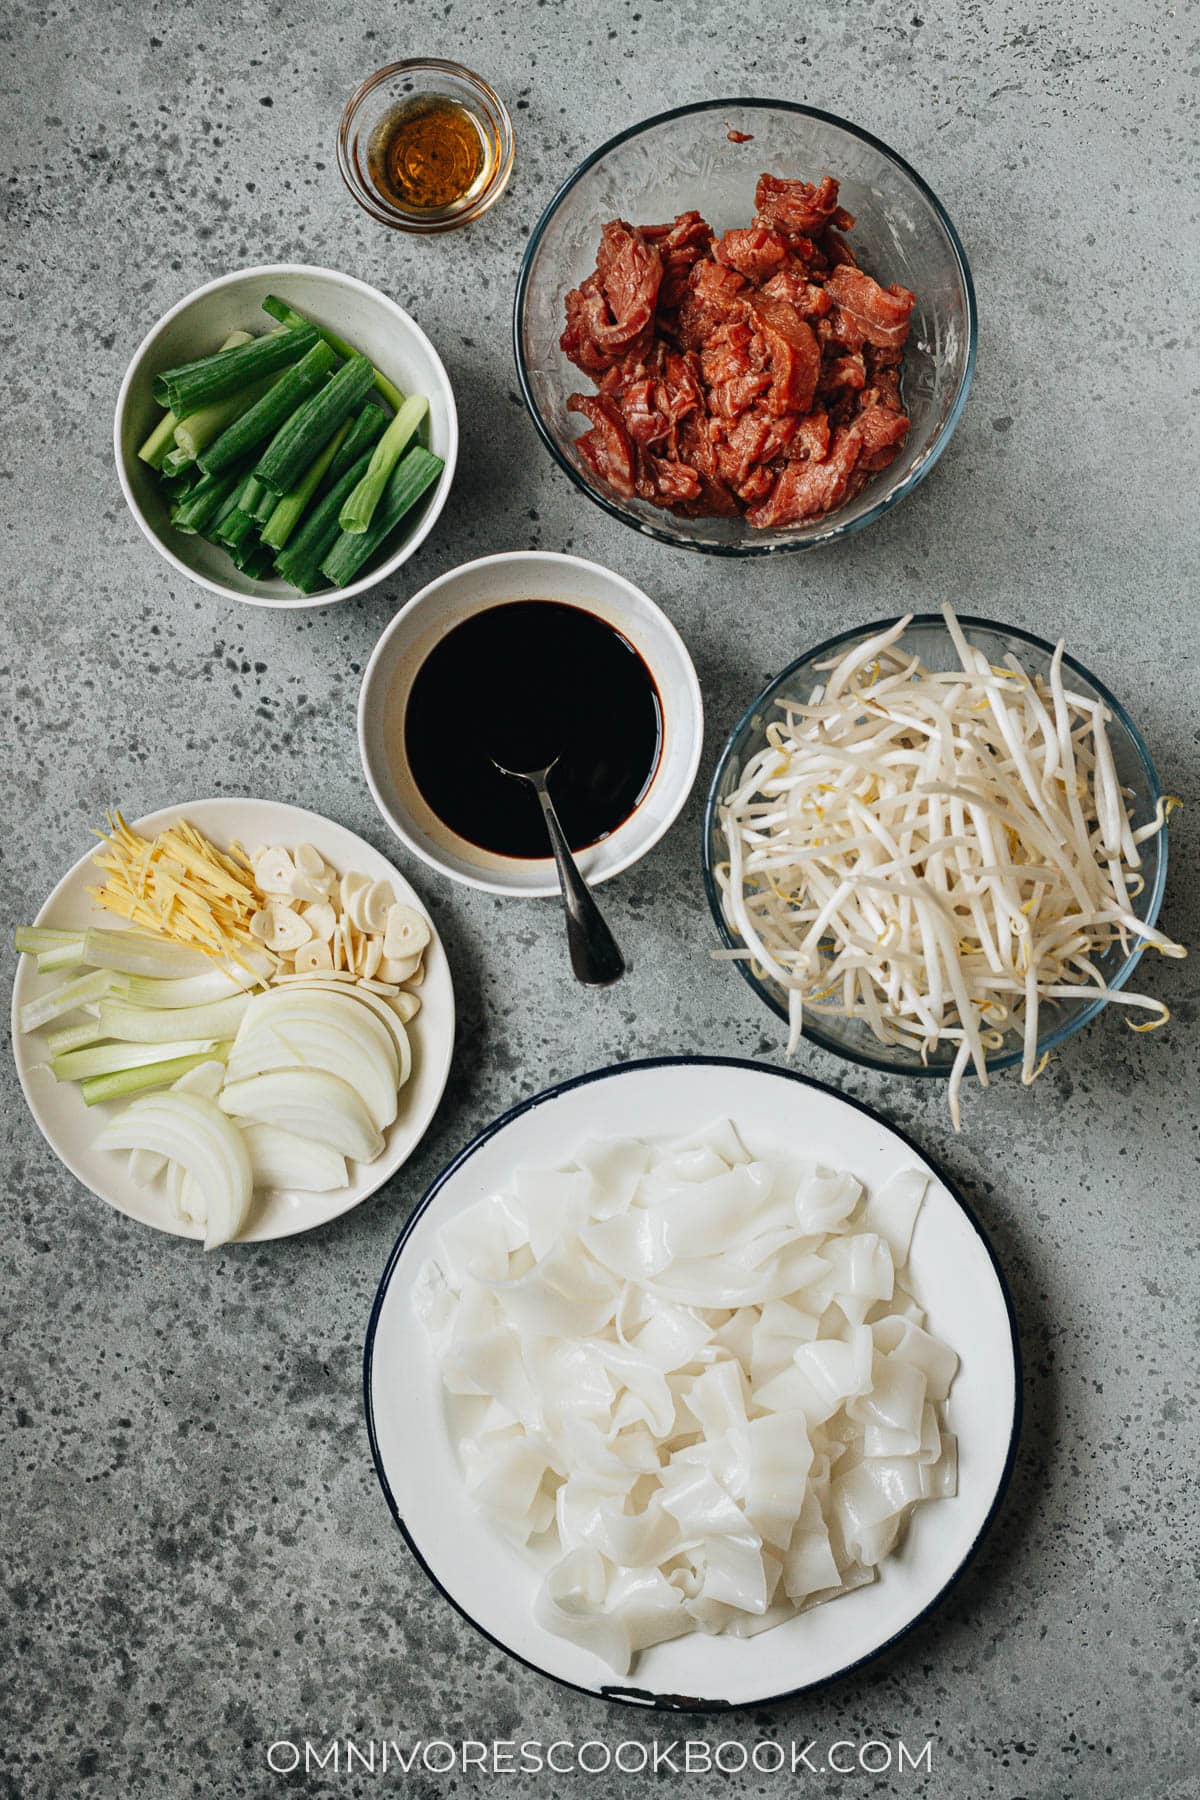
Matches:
[[702, 616, 1169, 1079], [514, 99, 977, 555], [338, 59, 514, 234]]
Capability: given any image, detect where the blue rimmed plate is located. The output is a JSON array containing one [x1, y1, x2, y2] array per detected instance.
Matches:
[[364, 1055, 1019, 1709]]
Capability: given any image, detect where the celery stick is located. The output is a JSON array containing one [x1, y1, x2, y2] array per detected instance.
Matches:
[[261, 294, 404, 411], [338, 395, 429, 533], [261, 417, 351, 552], [138, 410, 179, 468], [81, 1048, 230, 1107]]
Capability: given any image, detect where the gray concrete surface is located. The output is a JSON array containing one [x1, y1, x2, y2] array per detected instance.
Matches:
[[3, 1, 1198, 1795]]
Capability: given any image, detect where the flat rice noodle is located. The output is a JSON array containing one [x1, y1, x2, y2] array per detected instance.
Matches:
[[419, 1129, 960, 1677], [864, 1168, 929, 1267], [794, 1163, 864, 1232]]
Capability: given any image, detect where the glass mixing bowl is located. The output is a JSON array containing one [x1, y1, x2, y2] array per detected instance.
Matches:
[[514, 100, 976, 555], [702, 616, 1169, 1077]]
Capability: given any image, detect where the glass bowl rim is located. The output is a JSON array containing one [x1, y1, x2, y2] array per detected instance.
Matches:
[[701, 611, 1169, 1078], [337, 57, 516, 235], [512, 96, 979, 556]]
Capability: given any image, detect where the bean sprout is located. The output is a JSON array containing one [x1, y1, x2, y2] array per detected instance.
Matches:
[[714, 607, 1185, 1128]]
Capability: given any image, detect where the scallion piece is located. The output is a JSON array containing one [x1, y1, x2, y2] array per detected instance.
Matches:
[[15, 926, 83, 956], [261, 294, 404, 411], [97, 993, 251, 1044], [271, 448, 377, 593], [250, 482, 279, 523], [45, 1018, 103, 1057], [80, 1048, 230, 1108], [160, 446, 195, 480], [230, 540, 275, 579], [153, 324, 319, 417], [216, 472, 269, 548], [325, 403, 389, 484], [172, 369, 281, 459], [253, 354, 375, 497], [197, 340, 337, 477], [259, 417, 351, 552], [138, 410, 179, 468], [320, 446, 445, 588], [171, 463, 251, 534], [53, 1037, 225, 1083], [140, 330, 253, 463], [337, 394, 429, 534], [19, 968, 123, 1035]]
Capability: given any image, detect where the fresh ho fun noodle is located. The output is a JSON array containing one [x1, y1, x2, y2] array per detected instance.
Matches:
[[416, 1120, 958, 1677], [714, 605, 1185, 1127]]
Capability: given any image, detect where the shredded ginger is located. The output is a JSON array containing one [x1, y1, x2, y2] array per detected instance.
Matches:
[[88, 813, 262, 964], [714, 606, 1185, 1127]]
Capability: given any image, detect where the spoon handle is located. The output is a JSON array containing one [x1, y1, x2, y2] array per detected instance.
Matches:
[[534, 785, 625, 987]]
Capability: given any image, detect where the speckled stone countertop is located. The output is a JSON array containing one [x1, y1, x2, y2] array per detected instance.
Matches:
[[3, 1, 1197, 1795]]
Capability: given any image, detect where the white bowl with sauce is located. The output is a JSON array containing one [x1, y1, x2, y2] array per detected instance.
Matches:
[[357, 551, 704, 896]]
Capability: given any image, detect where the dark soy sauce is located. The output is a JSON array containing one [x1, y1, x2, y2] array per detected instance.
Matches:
[[404, 600, 663, 859]]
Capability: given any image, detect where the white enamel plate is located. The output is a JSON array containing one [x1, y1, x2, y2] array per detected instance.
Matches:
[[12, 798, 456, 1243], [365, 1056, 1019, 1710]]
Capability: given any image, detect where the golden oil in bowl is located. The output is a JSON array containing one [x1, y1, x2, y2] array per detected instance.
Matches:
[[368, 95, 491, 215], [339, 59, 515, 234]]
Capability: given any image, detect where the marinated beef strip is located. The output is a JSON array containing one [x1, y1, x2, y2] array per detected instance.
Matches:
[[561, 172, 916, 528]]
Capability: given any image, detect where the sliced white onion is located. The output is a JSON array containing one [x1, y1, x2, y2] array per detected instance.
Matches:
[[218, 1069, 384, 1162], [95, 1092, 252, 1249]]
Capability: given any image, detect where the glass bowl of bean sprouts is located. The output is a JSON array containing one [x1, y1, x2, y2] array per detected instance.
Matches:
[[703, 611, 1180, 1120]]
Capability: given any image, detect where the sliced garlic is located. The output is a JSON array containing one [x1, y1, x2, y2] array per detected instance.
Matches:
[[383, 903, 431, 960], [273, 968, 355, 984], [295, 843, 326, 878], [285, 871, 330, 905], [301, 900, 336, 942], [294, 940, 334, 974], [346, 884, 374, 935], [391, 990, 421, 1023], [263, 904, 312, 954], [359, 978, 400, 996], [340, 870, 370, 917], [377, 951, 421, 984], [402, 959, 425, 989], [378, 953, 420, 984], [362, 881, 396, 934], [359, 935, 383, 982], [249, 909, 274, 943], [255, 847, 297, 896]]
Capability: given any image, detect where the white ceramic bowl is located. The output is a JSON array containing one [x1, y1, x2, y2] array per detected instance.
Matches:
[[357, 552, 704, 896], [365, 1056, 1020, 1708], [113, 264, 458, 609]]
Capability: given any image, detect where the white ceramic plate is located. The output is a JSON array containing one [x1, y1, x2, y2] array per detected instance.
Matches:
[[12, 798, 456, 1244], [365, 1056, 1019, 1709]]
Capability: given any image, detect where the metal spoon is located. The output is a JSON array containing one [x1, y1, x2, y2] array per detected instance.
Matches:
[[492, 757, 625, 987]]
